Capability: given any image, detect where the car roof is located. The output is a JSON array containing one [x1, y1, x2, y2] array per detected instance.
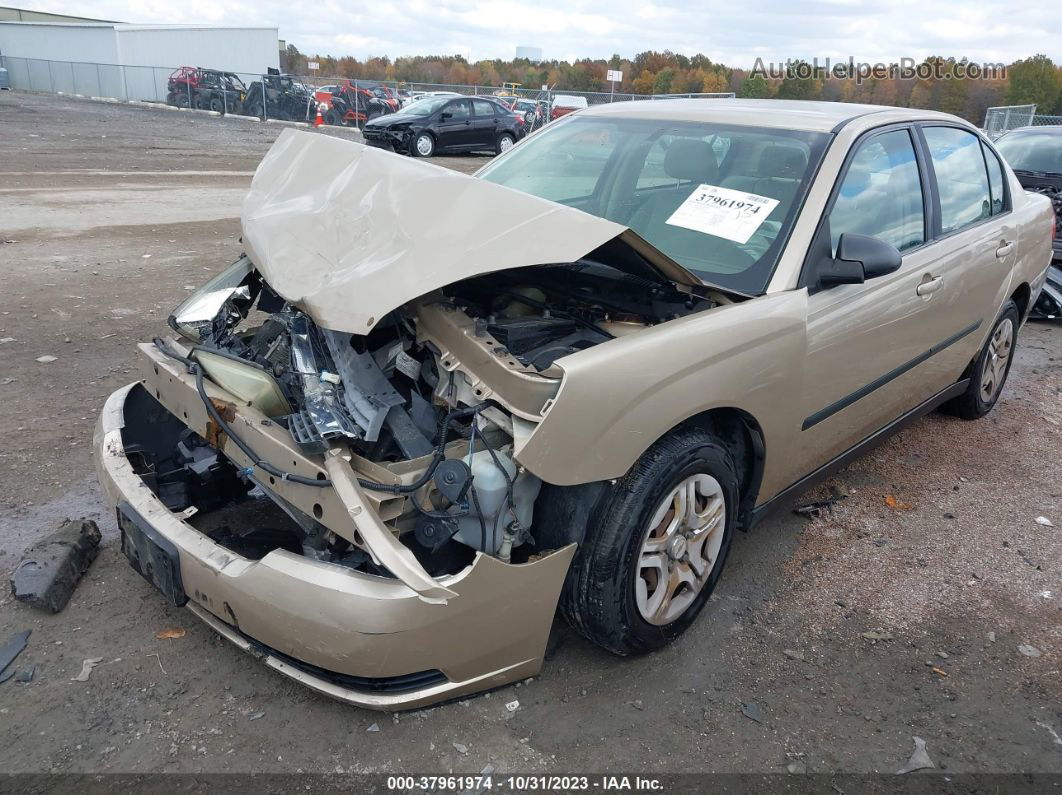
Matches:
[[1001, 125, 1062, 136], [580, 98, 960, 132]]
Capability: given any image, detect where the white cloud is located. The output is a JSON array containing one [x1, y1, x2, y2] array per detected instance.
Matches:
[[19, 0, 1062, 66]]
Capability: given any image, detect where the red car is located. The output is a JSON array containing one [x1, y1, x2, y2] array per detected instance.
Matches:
[[550, 94, 589, 120]]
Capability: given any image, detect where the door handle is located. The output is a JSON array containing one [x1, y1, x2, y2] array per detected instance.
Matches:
[[995, 240, 1015, 258], [916, 276, 943, 296]]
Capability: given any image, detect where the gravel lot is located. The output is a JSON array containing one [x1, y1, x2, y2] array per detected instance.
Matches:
[[1, 91, 1060, 782]]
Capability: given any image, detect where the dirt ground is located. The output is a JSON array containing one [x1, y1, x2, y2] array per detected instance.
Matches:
[[1, 91, 1060, 782]]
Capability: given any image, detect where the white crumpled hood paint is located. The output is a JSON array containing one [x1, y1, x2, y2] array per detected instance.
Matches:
[[241, 129, 676, 334]]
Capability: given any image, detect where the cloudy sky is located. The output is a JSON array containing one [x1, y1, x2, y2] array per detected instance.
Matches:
[[20, 0, 1061, 66]]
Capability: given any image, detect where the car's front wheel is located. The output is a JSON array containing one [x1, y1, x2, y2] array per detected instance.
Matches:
[[560, 427, 738, 656], [942, 299, 1019, 420], [412, 132, 435, 158], [496, 132, 516, 155]]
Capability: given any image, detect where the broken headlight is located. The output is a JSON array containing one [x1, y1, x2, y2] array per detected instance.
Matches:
[[169, 256, 255, 342]]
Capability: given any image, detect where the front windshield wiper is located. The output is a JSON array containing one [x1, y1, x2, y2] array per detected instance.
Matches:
[[1014, 169, 1062, 178]]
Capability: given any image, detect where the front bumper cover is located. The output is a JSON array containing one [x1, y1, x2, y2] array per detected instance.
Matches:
[[95, 379, 575, 710]]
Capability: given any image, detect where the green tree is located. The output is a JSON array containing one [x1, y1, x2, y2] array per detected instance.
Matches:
[[775, 61, 822, 100], [1006, 54, 1062, 112], [652, 67, 676, 95], [740, 73, 769, 98]]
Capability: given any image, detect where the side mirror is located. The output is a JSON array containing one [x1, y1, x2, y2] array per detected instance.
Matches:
[[819, 233, 902, 288], [440, 111, 452, 120]]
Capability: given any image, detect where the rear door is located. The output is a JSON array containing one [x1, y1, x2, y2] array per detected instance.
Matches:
[[471, 99, 501, 149], [434, 99, 473, 150], [910, 124, 1018, 388]]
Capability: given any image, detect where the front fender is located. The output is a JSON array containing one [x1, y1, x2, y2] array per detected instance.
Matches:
[[514, 290, 809, 502]]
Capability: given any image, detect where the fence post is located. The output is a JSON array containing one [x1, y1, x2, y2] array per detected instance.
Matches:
[[261, 77, 267, 120]]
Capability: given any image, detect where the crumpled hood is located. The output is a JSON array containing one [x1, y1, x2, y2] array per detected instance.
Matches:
[[241, 129, 701, 333]]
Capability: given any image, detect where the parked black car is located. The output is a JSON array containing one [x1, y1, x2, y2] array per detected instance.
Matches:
[[996, 126, 1062, 318], [362, 96, 523, 158]]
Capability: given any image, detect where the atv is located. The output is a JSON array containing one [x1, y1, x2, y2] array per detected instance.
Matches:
[[241, 70, 317, 121], [318, 80, 393, 126], [166, 67, 246, 114]]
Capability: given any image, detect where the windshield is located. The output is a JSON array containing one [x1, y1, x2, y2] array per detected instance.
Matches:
[[402, 97, 454, 116], [477, 116, 830, 293], [996, 132, 1062, 174]]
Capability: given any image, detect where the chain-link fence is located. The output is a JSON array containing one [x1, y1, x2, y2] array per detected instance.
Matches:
[[1028, 113, 1062, 128], [983, 105, 1038, 138], [0, 54, 734, 130]]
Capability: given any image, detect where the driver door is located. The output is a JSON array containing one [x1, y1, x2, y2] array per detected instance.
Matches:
[[434, 99, 473, 151], [794, 126, 949, 476]]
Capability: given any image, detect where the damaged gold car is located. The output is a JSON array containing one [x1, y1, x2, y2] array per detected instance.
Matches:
[[95, 100, 1055, 709]]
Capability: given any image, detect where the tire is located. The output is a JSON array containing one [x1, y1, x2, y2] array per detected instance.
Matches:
[[560, 427, 738, 656], [524, 110, 535, 125], [193, 94, 208, 110], [411, 132, 435, 158], [209, 97, 224, 113], [495, 132, 516, 155], [941, 300, 1019, 420], [324, 109, 340, 126], [175, 93, 190, 109]]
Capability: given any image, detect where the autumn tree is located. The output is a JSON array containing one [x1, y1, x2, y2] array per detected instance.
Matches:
[[1007, 55, 1062, 113]]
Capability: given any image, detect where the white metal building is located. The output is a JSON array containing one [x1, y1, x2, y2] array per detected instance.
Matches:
[[0, 21, 279, 99]]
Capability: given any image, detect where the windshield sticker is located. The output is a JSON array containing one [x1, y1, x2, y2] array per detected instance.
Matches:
[[665, 185, 780, 245]]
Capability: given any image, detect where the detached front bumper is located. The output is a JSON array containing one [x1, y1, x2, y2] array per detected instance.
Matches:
[[94, 378, 575, 710], [362, 127, 407, 153]]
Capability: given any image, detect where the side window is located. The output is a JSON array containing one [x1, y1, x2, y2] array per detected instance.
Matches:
[[445, 100, 470, 121], [982, 143, 1007, 216], [472, 99, 495, 118], [829, 129, 925, 253], [923, 126, 991, 234]]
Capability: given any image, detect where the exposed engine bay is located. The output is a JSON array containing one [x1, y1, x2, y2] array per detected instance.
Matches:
[[133, 255, 717, 576], [1025, 182, 1062, 235]]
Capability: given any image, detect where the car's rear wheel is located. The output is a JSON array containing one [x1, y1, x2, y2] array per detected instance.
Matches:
[[560, 427, 738, 656], [496, 132, 516, 155], [412, 132, 435, 158], [941, 300, 1019, 420]]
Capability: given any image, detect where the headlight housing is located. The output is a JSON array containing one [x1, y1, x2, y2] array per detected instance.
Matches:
[[168, 256, 254, 342], [194, 349, 291, 418]]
